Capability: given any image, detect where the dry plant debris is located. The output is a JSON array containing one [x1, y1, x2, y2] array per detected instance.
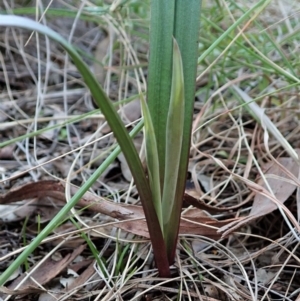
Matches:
[[1, 0, 300, 300]]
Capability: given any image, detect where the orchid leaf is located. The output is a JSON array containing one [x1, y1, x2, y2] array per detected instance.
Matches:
[[140, 95, 163, 231], [0, 15, 170, 283], [162, 38, 185, 248]]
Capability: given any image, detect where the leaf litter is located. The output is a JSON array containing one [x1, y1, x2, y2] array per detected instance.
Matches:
[[1, 1, 300, 300]]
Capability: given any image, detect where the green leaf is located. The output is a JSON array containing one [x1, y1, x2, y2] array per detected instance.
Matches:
[[147, 0, 202, 264], [147, 0, 175, 187], [0, 15, 170, 283], [167, 0, 202, 262], [140, 95, 163, 231], [162, 38, 185, 248]]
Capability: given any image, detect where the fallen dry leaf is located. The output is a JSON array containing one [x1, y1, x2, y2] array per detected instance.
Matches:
[[184, 187, 251, 213], [118, 152, 133, 182], [0, 285, 44, 296], [118, 137, 143, 182], [249, 157, 299, 216], [37, 259, 95, 301], [121, 99, 141, 124], [219, 155, 300, 237], [93, 35, 110, 86], [62, 260, 96, 297], [0, 245, 86, 298], [0, 145, 14, 159], [0, 198, 38, 222], [0, 181, 237, 240]]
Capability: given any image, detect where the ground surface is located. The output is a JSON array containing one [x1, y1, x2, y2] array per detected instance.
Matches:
[[1, 0, 300, 300]]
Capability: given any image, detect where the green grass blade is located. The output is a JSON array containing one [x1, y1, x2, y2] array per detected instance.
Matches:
[[0, 15, 170, 282], [0, 17, 147, 195], [232, 85, 299, 162], [0, 110, 100, 148], [70, 216, 109, 280], [198, 0, 272, 64], [162, 39, 184, 245], [0, 118, 143, 286], [147, 0, 175, 188], [0, 95, 139, 149], [0, 7, 108, 20]]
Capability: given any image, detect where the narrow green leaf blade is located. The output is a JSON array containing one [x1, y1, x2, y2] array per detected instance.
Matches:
[[140, 95, 163, 230], [147, 0, 175, 188], [162, 38, 185, 248], [167, 0, 202, 261], [0, 15, 170, 283]]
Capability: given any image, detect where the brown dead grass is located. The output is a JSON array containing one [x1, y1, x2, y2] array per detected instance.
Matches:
[[1, 0, 300, 300]]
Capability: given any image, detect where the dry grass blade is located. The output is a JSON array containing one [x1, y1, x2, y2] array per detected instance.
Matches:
[[219, 152, 300, 236], [0, 245, 86, 299], [2, 0, 300, 299]]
